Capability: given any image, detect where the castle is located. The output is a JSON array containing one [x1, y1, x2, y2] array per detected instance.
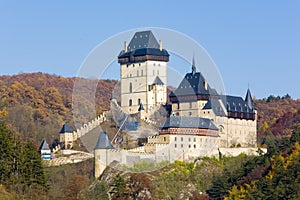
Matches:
[[92, 30, 258, 177]]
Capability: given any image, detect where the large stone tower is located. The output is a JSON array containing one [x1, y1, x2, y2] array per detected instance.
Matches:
[[118, 30, 169, 115]]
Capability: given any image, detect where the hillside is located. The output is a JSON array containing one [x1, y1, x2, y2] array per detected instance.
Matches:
[[0, 72, 117, 145]]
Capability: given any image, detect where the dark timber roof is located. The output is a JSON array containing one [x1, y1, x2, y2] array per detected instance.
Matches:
[[153, 76, 164, 85], [118, 30, 169, 64], [203, 94, 255, 116], [94, 131, 114, 150], [169, 72, 217, 98], [128, 31, 159, 50], [160, 116, 219, 131], [59, 123, 73, 133], [245, 89, 255, 110], [38, 139, 50, 151]]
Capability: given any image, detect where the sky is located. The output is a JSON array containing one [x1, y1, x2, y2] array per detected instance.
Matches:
[[0, 1, 299, 99]]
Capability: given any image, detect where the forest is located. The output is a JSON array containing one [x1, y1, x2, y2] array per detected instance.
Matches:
[[0, 72, 300, 199]]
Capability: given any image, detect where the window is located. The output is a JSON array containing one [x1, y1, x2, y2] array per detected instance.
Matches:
[[129, 99, 132, 106], [189, 112, 192, 116], [129, 82, 132, 93], [141, 70, 143, 76], [174, 137, 177, 142], [193, 138, 196, 142], [194, 144, 196, 149], [181, 144, 183, 148], [163, 137, 166, 142], [177, 103, 180, 109], [137, 70, 139, 76], [138, 98, 141, 105], [175, 144, 177, 148], [189, 102, 192, 108], [189, 144, 191, 148], [181, 137, 183, 142], [188, 138, 191, 142]]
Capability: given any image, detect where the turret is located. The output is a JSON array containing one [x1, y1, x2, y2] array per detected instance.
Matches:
[[94, 131, 114, 178], [59, 123, 73, 149], [245, 88, 255, 111]]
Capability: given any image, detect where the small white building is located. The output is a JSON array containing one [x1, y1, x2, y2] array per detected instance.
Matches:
[[38, 139, 52, 160]]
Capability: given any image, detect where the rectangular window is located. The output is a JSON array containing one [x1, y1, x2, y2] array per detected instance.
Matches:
[[193, 138, 196, 142], [175, 144, 177, 148], [181, 137, 183, 142], [174, 137, 177, 142], [181, 144, 183, 148], [163, 137, 166, 142]]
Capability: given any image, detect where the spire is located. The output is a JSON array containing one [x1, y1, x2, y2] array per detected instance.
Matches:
[[94, 131, 114, 150], [245, 88, 255, 110], [192, 54, 196, 75]]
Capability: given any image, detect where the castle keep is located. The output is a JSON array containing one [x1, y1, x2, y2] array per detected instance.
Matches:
[[94, 30, 258, 177]]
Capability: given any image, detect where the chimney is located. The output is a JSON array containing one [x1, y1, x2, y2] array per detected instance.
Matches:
[[159, 40, 162, 51], [124, 41, 127, 53]]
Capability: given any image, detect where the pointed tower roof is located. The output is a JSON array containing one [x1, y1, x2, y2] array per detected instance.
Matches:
[[38, 139, 50, 151], [59, 123, 73, 134], [153, 76, 164, 85], [94, 131, 114, 150], [245, 88, 255, 110], [138, 103, 145, 111]]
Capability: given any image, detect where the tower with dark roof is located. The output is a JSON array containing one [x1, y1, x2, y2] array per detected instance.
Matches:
[[59, 123, 74, 149], [118, 30, 169, 115], [94, 131, 114, 178]]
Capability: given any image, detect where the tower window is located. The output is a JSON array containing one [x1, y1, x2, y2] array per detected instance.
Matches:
[[129, 82, 132, 93], [129, 99, 132, 106]]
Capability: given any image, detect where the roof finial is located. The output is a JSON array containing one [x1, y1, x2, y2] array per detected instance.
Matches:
[[192, 53, 196, 75]]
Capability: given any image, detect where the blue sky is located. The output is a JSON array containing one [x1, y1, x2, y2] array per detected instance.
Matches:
[[0, 1, 299, 99]]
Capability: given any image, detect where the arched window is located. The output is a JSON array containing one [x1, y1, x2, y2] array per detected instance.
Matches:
[[129, 99, 132, 106], [129, 82, 132, 93]]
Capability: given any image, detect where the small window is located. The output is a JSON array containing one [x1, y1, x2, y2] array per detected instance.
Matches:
[[137, 70, 139, 76], [181, 144, 183, 148], [189, 144, 191, 148], [194, 144, 196, 149], [189, 102, 192, 108], [163, 137, 166, 142], [181, 137, 183, 142], [174, 137, 177, 141], [141, 70, 143, 76], [129, 99, 132, 106], [138, 98, 141, 105], [193, 138, 196, 142], [175, 144, 177, 148], [129, 82, 132, 93], [188, 138, 191, 142], [177, 103, 180, 109], [189, 112, 192, 116], [139, 63, 141, 66]]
